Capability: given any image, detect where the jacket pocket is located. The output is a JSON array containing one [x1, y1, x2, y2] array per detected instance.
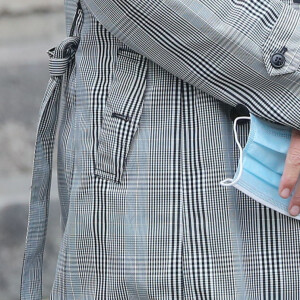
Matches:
[[94, 47, 149, 184]]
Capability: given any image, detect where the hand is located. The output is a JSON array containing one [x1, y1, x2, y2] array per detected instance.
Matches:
[[279, 129, 300, 216]]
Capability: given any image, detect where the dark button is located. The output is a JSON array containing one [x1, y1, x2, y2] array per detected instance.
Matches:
[[230, 104, 250, 124], [270, 46, 287, 69]]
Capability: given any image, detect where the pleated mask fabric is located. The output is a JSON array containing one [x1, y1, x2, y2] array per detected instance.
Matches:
[[220, 113, 300, 220]]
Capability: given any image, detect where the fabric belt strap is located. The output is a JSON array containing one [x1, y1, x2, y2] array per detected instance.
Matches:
[[19, 36, 80, 300], [20, 3, 82, 298]]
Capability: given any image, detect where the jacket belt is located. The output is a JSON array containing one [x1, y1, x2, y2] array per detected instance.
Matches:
[[19, 36, 80, 300]]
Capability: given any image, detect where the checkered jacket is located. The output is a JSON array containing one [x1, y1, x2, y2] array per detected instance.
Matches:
[[20, 0, 300, 299]]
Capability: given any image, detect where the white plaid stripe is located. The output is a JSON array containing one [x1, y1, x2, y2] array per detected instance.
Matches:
[[20, 0, 300, 299]]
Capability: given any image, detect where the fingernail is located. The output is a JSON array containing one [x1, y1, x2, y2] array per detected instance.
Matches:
[[290, 206, 300, 216], [280, 188, 290, 198]]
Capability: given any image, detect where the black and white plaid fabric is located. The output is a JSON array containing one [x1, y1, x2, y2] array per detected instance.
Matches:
[[20, 0, 300, 299]]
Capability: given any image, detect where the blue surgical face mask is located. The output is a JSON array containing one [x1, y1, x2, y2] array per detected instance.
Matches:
[[220, 113, 300, 220]]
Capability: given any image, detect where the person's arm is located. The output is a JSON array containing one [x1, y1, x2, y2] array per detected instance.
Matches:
[[81, 0, 300, 130]]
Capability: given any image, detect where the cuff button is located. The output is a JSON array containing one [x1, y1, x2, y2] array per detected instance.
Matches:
[[270, 47, 287, 69]]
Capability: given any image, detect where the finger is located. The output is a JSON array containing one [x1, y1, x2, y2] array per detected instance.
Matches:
[[279, 129, 300, 199], [288, 178, 300, 216]]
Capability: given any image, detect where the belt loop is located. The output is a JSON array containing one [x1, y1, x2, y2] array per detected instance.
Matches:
[[69, 0, 83, 37]]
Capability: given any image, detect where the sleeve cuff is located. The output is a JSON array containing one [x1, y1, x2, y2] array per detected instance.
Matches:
[[262, 3, 300, 76]]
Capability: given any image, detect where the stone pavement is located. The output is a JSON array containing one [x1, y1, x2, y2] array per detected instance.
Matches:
[[0, 0, 63, 16]]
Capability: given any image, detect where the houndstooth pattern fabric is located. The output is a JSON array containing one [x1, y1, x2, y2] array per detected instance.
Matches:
[[20, 0, 300, 299]]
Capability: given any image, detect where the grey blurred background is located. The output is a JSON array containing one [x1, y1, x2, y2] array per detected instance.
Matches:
[[0, 1, 67, 299]]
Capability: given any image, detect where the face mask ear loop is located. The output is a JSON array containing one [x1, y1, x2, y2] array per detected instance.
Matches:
[[219, 116, 251, 187]]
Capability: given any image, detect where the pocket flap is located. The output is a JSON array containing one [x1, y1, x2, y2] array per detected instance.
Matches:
[[94, 47, 149, 184]]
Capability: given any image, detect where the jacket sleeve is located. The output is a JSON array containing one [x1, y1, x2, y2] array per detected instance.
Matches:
[[82, 0, 300, 130]]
